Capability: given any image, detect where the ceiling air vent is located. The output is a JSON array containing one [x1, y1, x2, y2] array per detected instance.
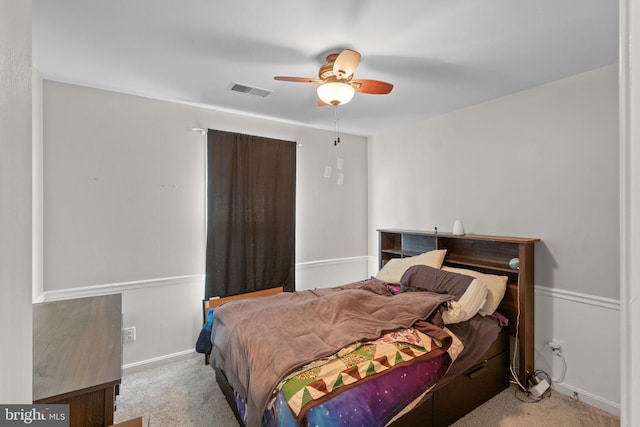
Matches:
[[228, 82, 272, 98]]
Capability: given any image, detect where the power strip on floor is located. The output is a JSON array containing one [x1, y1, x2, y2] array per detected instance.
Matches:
[[529, 378, 550, 397]]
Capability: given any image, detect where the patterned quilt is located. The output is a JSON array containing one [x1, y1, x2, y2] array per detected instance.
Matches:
[[280, 327, 449, 422], [259, 323, 462, 427]]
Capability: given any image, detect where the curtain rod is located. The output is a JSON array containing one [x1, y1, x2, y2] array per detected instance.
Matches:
[[193, 128, 302, 146]]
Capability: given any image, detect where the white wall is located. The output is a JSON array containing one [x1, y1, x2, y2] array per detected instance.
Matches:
[[368, 65, 620, 414], [0, 0, 33, 403], [32, 69, 43, 301], [40, 81, 369, 369], [620, 1, 640, 424]]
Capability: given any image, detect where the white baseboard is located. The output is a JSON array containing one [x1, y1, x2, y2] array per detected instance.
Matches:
[[552, 382, 620, 417], [122, 349, 200, 375]]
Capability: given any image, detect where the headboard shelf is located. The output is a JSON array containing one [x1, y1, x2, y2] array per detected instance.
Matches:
[[379, 231, 437, 261], [381, 248, 424, 259], [377, 228, 540, 386], [444, 255, 517, 273]]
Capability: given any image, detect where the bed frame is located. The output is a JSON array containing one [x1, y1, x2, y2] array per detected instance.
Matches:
[[203, 287, 284, 365], [205, 230, 539, 427]]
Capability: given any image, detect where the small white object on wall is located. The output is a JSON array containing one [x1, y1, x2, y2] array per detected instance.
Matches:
[[452, 220, 465, 235]]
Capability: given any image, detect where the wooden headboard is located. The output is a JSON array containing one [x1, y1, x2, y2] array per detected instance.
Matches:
[[378, 229, 540, 386], [203, 286, 284, 319]]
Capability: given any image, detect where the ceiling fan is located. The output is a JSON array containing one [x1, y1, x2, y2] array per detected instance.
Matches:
[[274, 49, 394, 106]]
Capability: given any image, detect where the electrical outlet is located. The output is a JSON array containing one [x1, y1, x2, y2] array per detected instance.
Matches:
[[123, 326, 136, 344]]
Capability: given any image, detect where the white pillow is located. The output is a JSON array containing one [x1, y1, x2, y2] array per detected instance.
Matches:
[[376, 250, 447, 284], [441, 279, 488, 324], [442, 267, 508, 316]]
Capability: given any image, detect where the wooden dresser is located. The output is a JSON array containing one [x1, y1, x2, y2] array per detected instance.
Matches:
[[33, 294, 122, 427]]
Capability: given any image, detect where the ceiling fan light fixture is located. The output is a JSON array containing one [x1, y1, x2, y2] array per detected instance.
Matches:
[[317, 82, 355, 106]]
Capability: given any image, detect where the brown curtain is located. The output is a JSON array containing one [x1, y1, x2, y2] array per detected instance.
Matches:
[[205, 130, 296, 298]]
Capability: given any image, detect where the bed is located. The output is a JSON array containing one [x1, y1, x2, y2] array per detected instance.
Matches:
[[205, 230, 539, 427]]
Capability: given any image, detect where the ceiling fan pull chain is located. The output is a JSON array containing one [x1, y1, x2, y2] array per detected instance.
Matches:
[[334, 105, 341, 146]]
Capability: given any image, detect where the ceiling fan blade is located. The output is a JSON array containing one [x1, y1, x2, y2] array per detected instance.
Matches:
[[352, 79, 394, 94], [274, 76, 321, 83], [317, 99, 330, 107], [333, 49, 361, 79]]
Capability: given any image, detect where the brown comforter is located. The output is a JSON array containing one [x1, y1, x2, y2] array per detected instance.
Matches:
[[210, 279, 454, 427]]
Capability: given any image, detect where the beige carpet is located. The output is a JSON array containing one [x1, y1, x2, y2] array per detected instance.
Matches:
[[114, 355, 619, 427], [451, 385, 619, 427], [114, 355, 238, 427]]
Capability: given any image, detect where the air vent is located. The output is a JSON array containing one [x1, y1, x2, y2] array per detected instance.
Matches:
[[228, 82, 272, 98]]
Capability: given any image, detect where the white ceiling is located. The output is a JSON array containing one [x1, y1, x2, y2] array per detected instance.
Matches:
[[32, 0, 619, 137]]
